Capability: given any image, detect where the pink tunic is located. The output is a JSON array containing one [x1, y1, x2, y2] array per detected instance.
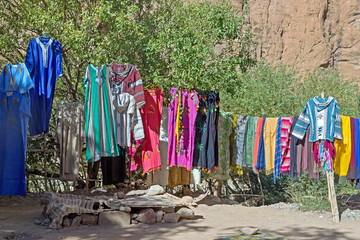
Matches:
[[168, 88, 199, 171], [280, 116, 294, 173]]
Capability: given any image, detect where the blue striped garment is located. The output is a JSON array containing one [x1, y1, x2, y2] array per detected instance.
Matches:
[[273, 117, 282, 184], [256, 117, 266, 171], [292, 96, 342, 142]]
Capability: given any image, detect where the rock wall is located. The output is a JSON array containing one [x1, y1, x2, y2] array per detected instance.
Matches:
[[236, 0, 360, 80]]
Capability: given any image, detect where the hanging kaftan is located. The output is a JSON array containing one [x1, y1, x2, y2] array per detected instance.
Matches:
[[168, 88, 199, 171], [141, 88, 164, 173], [0, 63, 34, 196], [25, 37, 63, 136], [84, 65, 118, 162], [55, 101, 85, 181]]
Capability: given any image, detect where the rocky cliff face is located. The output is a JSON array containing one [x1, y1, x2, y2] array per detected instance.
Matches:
[[236, 0, 360, 80]]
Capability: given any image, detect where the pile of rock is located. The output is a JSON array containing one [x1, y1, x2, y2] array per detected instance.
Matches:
[[39, 185, 197, 229], [130, 206, 194, 224]]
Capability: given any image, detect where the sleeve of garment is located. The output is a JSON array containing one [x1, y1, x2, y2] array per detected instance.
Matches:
[[0, 66, 5, 92], [333, 101, 342, 140], [83, 66, 89, 87], [55, 40, 63, 79], [80, 104, 86, 144], [292, 105, 310, 139], [131, 68, 145, 108], [19, 65, 34, 94], [25, 40, 34, 76], [130, 99, 145, 141]]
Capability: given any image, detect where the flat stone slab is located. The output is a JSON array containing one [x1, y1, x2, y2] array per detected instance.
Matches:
[[98, 211, 130, 226], [119, 194, 197, 208]]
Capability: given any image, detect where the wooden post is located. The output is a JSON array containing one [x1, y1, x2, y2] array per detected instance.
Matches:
[[214, 179, 223, 197], [327, 171, 340, 223], [78, 122, 88, 189], [256, 173, 265, 206], [44, 135, 48, 191]]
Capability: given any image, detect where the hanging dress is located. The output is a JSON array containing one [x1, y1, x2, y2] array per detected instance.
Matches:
[[25, 37, 63, 136], [168, 88, 199, 171], [84, 64, 119, 162], [55, 101, 85, 181], [141, 88, 164, 173], [0, 63, 34, 196]]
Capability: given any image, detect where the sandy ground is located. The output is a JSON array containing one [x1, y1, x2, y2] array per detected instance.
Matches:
[[1, 194, 359, 240]]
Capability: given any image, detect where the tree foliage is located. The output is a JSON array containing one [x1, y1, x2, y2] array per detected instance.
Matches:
[[223, 62, 360, 118], [0, 0, 254, 101]]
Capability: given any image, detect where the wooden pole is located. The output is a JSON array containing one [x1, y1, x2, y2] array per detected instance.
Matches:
[[214, 179, 223, 197], [327, 171, 340, 223], [78, 119, 88, 189], [256, 173, 265, 206], [44, 135, 48, 191]]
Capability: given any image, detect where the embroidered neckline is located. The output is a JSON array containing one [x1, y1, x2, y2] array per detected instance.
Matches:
[[313, 96, 334, 107], [35, 37, 54, 68], [5, 63, 22, 91]]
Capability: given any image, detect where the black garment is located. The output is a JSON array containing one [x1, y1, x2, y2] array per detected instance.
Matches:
[[289, 116, 299, 178], [87, 161, 100, 188], [101, 146, 126, 185], [193, 90, 220, 170]]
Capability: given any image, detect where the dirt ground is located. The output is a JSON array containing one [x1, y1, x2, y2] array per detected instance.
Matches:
[[1, 193, 359, 240]]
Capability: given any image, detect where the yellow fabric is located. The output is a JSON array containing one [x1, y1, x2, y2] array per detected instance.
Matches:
[[168, 166, 190, 188], [175, 90, 182, 152], [334, 115, 352, 176], [231, 163, 243, 175], [263, 118, 278, 175]]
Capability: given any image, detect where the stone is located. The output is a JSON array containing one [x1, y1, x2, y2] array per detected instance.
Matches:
[[182, 187, 193, 196], [163, 213, 181, 223], [155, 211, 164, 223], [240, 227, 259, 235], [49, 220, 61, 229], [41, 218, 51, 226], [116, 192, 126, 199], [136, 208, 156, 224], [240, 0, 360, 81], [126, 189, 148, 196], [176, 208, 194, 219], [119, 206, 131, 213], [131, 220, 139, 224], [146, 185, 165, 196], [62, 217, 72, 227], [71, 216, 82, 227], [161, 219, 165, 223], [196, 195, 221, 206], [161, 207, 175, 213], [34, 219, 42, 225], [221, 198, 239, 205], [98, 211, 130, 226], [131, 213, 138, 220], [180, 196, 194, 204], [81, 214, 98, 225]]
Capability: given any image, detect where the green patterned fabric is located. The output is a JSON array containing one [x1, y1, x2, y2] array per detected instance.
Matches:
[[213, 111, 233, 179], [84, 64, 119, 162], [244, 117, 259, 167]]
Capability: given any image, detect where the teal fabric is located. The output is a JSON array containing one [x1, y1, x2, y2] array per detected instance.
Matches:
[[292, 96, 342, 142]]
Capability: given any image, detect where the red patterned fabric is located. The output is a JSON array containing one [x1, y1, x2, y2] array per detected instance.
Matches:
[[109, 63, 145, 108]]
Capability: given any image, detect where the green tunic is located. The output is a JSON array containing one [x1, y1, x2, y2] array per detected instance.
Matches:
[[244, 116, 259, 166], [84, 64, 118, 162]]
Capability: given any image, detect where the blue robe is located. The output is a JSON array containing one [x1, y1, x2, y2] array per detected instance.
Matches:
[[25, 37, 63, 136], [0, 63, 34, 196]]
